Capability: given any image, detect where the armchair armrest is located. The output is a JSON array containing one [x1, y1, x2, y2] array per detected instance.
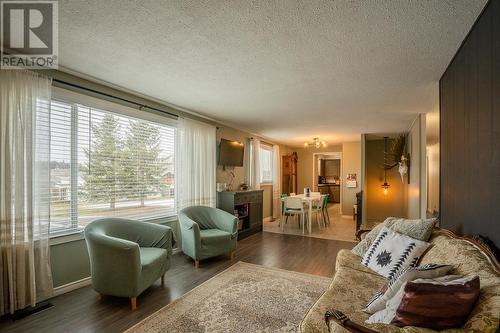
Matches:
[[135, 222, 173, 255], [325, 310, 381, 333], [178, 213, 201, 258], [212, 209, 238, 237], [85, 231, 141, 282]]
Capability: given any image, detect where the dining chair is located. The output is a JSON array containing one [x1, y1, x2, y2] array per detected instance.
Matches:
[[279, 193, 288, 225], [312, 194, 328, 229], [322, 194, 330, 225], [281, 197, 308, 234]]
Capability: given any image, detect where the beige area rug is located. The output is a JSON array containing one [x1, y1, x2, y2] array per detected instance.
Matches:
[[264, 203, 357, 243], [125, 262, 331, 333]]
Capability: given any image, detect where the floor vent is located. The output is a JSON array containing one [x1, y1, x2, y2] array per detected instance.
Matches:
[[9, 301, 54, 321]]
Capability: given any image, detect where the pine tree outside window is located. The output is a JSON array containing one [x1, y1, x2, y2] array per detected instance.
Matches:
[[44, 96, 176, 235]]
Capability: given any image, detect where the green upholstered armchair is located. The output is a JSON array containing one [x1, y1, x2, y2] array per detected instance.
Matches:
[[84, 218, 173, 310], [178, 206, 238, 268]]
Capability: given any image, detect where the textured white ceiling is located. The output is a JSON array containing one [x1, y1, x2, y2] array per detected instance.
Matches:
[[58, 0, 486, 147]]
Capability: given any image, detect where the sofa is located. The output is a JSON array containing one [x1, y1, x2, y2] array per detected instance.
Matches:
[[178, 206, 238, 268], [299, 228, 500, 333], [84, 218, 173, 310]]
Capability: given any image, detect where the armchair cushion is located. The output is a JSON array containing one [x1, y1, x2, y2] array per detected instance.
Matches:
[[140, 247, 168, 269], [200, 229, 232, 247]]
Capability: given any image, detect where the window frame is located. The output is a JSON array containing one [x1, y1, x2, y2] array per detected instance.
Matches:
[[47, 88, 178, 237], [259, 144, 274, 185]]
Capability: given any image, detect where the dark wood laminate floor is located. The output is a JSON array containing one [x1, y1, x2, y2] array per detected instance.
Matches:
[[0, 232, 354, 333]]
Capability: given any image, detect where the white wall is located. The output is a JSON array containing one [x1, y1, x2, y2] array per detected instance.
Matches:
[[407, 114, 427, 219], [341, 142, 361, 215], [426, 143, 440, 215]]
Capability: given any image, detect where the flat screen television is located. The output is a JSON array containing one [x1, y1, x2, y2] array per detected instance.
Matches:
[[219, 138, 244, 166]]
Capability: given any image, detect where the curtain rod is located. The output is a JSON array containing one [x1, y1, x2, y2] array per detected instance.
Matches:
[[52, 78, 179, 119], [250, 137, 274, 147]]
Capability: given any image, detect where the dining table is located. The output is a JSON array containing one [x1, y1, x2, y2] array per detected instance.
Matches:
[[282, 193, 321, 233]]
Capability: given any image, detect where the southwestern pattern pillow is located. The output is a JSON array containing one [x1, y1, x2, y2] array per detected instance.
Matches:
[[364, 263, 453, 314], [361, 227, 430, 279], [351, 217, 436, 257]]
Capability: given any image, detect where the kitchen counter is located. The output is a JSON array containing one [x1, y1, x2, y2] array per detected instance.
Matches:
[[318, 183, 340, 186]]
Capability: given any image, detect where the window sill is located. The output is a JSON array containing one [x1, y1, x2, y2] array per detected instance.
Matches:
[[48, 215, 179, 245], [260, 183, 273, 186], [49, 229, 84, 246]]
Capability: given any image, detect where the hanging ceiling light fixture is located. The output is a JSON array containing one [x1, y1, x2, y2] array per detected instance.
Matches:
[[381, 136, 391, 195], [304, 137, 327, 148]]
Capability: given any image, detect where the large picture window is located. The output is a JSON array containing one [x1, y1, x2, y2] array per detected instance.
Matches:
[[45, 97, 176, 235]]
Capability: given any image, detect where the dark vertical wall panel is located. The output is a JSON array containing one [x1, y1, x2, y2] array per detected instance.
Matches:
[[440, 0, 500, 246]]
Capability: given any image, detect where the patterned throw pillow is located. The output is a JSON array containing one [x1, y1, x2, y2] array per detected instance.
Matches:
[[361, 227, 430, 279], [364, 263, 453, 314], [367, 275, 480, 330], [351, 217, 436, 257]]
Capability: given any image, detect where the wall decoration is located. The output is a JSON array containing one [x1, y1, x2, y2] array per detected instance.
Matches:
[[398, 155, 408, 183], [346, 173, 357, 188]]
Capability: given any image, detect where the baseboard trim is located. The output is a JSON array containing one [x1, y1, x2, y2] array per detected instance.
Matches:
[[53, 276, 91, 297]]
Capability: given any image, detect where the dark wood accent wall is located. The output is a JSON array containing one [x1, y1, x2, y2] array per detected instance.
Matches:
[[439, 0, 500, 246]]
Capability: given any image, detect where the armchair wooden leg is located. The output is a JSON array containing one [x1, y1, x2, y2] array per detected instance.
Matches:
[[96, 292, 102, 300], [230, 251, 235, 260], [195, 259, 199, 269], [130, 297, 137, 311], [161, 273, 165, 285]]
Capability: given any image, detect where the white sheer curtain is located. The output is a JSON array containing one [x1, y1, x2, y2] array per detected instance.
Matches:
[[272, 145, 281, 219], [0, 70, 53, 315], [250, 138, 261, 190], [176, 117, 217, 210]]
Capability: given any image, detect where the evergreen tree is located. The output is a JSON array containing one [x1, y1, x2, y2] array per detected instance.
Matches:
[[81, 114, 123, 209], [123, 120, 167, 206]]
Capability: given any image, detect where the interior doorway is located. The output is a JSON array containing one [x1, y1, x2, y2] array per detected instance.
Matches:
[[312, 152, 342, 209]]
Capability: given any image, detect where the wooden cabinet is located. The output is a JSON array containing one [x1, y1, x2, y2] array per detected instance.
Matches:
[[282, 153, 298, 195], [319, 186, 329, 195], [317, 184, 340, 203], [331, 186, 340, 203], [323, 159, 340, 178], [217, 190, 263, 240]]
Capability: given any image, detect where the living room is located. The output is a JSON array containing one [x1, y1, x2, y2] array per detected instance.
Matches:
[[0, 1, 499, 333]]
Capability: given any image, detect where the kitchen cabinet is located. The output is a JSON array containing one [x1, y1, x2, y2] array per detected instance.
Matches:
[[323, 159, 340, 177], [331, 185, 340, 203], [317, 184, 340, 203]]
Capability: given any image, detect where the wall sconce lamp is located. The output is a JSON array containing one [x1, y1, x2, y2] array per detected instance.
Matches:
[[381, 136, 390, 195]]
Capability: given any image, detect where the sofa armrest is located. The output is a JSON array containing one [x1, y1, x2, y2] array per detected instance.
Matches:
[[356, 229, 372, 241], [325, 310, 381, 333]]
